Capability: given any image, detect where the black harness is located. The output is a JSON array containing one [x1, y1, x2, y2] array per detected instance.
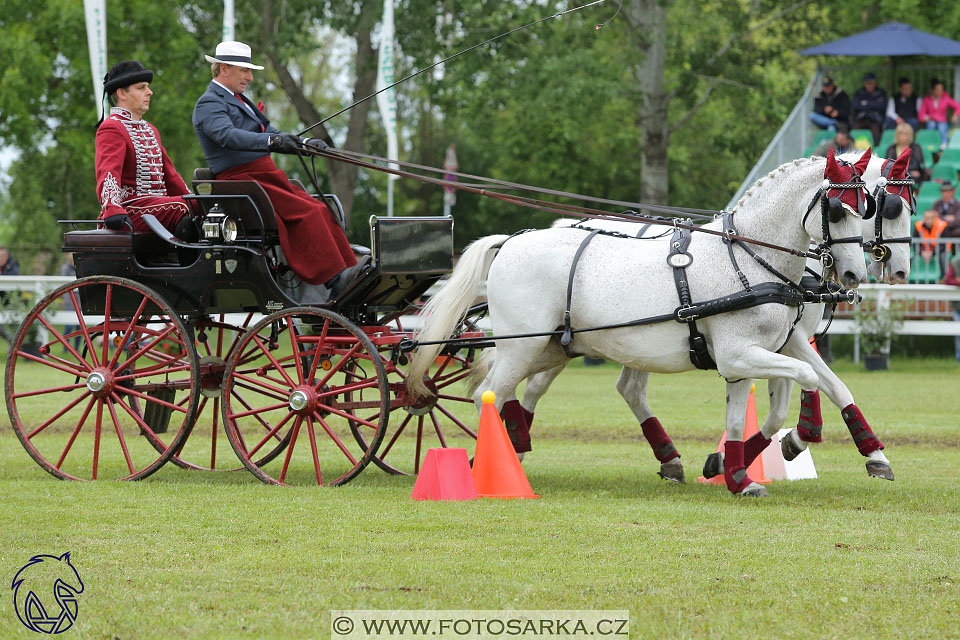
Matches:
[[862, 164, 914, 263]]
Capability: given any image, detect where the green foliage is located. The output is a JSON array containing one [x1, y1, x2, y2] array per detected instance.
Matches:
[[855, 298, 907, 355]]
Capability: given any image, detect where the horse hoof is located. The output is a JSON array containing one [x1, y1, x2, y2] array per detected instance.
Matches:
[[739, 483, 769, 498], [866, 460, 894, 481], [702, 452, 724, 479], [658, 459, 685, 483], [780, 430, 804, 462]]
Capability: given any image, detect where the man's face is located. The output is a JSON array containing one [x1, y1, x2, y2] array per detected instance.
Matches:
[[864, 79, 877, 92], [924, 210, 937, 226], [944, 188, 955, 203], [900, 82, 912, 97], [218, 64, 254, 94], [933, 83, 944, 98], [837, 133, 852, 148], [0, 248, 7, 266], [823, 83, 835, 95], [117, 82, 152, 118]]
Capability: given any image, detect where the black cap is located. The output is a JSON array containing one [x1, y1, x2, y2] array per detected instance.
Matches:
[[103, 60, 153, 94], [898, 76, 911, 85], [941, 181, 955, 191], [822, 76, 834, 85], [864, 72, 877, 81]]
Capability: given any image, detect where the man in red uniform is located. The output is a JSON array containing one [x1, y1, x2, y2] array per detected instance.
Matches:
[[192, 41, 365, 298], [95, 61, 197, 234]]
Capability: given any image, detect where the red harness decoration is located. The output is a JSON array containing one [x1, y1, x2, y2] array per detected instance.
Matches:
[[217, 156, 355, 284]]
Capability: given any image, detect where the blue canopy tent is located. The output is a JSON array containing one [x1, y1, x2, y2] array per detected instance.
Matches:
[[799, 22, 960, 57]]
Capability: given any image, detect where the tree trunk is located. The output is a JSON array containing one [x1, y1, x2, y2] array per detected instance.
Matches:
[[624, 0, 669, 205], [260, 0, 379, 224]]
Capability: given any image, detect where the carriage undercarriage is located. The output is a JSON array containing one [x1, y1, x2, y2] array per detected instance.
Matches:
[[4, 177, 483, 486]]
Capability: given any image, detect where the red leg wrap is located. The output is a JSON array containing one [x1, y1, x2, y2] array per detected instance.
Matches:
[[743, 431, 772, 468], [640, 417, 680, 462], [521, 407, 534, 430], [723, 440, 753, 494], [796, 389, 823, 443], [841, 404, 884, 456], [500, 400, 531, 453]]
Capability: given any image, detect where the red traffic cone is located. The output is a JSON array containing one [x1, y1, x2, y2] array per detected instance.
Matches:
[[472, 391, 539, 499], [410, 448, 477, 501], [698, 384, 771, 485]]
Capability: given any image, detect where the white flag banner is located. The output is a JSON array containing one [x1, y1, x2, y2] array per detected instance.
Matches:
[[223, 0, 235, 41], [376, 0, 399, 180], [84, 0, 108, 120]]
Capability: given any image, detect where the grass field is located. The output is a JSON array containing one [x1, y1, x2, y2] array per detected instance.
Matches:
[[3, 356, 959, 639]]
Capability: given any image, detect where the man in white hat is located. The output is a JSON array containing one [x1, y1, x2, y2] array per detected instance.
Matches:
[[192, 41, 364, 298]]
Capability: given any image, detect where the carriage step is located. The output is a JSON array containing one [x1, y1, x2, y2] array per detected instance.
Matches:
[[142, 388, 176, 435]]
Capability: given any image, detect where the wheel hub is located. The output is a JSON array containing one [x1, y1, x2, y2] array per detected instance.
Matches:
[[85, 368, 115, 398], [199, 355, 227, 398], [288, 386, 318, 416]]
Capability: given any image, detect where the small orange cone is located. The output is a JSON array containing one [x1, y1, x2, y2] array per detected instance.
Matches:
[[410, 448, 478, 501], [472, 391, 539, 499], [697, 384, 771, 485]]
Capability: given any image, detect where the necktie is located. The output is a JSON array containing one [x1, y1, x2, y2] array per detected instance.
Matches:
[[235, 93, 265, 132]]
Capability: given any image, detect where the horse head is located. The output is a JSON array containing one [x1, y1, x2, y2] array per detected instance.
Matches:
[[11, 553, 84, 633], [870, 148, 913, 283], [814, 148, 869, 288]]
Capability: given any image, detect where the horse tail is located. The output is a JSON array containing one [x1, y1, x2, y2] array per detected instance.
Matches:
[[406, 234, 510, 397], [463, 347, 496, 396]]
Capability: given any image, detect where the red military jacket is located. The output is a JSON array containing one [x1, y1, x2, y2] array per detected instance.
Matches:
[[94, 107, 190, 220]]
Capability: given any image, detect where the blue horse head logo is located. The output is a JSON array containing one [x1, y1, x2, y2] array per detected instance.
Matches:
[[11, 552, 84, 634]]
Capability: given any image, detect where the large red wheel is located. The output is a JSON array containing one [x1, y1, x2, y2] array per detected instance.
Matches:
[[350, 313, 485, 476], [221, 307, 389, 486], [5, 276, 200, 481]]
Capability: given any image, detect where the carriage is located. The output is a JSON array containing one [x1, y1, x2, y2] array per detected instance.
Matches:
[[4, 171, 486, 485]]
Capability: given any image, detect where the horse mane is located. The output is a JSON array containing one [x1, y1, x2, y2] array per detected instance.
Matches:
[[734, 156, 823, 212]]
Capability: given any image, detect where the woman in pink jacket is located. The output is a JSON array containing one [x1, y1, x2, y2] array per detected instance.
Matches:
[[919, 79, 960, 149]]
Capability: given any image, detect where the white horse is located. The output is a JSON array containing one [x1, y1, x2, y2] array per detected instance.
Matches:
[[501, 149, 915, 484], [408, 151, 871, 497]]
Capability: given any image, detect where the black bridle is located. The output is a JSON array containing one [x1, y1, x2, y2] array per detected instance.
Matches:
[[862, 164, 915, 263]]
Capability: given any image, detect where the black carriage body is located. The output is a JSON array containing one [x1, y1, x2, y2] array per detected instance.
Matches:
[[63, 177, 454, 324]]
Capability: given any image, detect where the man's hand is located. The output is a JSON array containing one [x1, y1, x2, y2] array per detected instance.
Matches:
[[304, 138, 329, 152], [104, 214, 131, 231], [268, 133, 303, 154]]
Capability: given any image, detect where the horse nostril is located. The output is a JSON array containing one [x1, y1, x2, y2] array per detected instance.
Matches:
[[842, 270, 860, 284], [895, 270, 907, 282]]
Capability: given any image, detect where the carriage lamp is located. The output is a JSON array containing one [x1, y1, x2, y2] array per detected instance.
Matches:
[[202, 204, 238, 243]]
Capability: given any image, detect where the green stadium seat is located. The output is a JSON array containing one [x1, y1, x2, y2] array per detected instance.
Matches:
[[937, 148, 960, 165], [909, 254, 942, 283], [917, 180, 942, 199], [915, 129, 943, 157], [812, 129, 833, 146], [950, 129, 960, 149], [914, 197, 937, 216], [878, 130, 896, 152], [931, 163, 960, 184], [850, 129, 874, 150]]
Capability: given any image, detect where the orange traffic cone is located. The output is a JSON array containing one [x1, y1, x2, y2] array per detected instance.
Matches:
[[697, 384, 771, 485], [410, 448, 478, 501], [472, 391, 539, 499]]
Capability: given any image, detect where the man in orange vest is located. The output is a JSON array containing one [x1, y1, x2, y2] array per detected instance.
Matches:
[[914, 208, 948, 265]]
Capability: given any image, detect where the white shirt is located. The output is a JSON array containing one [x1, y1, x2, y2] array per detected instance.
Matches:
[[213, 79, 259, 119]]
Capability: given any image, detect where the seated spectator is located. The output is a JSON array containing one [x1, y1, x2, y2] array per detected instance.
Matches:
[[919, 78, 960, 150], [914, 209, 948, 267], [884, 122, 927, 183], [0, 245, 20, 343], [935, 182, 960, 236], [943, 254, 960, 362], [885, 77, 920, 132], [851, 72, 888, 146], [813, 125, 854, 157], [811, 76, 850, 132]]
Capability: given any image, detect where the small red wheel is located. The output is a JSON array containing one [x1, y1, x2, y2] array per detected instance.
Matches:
[[221, 307, 389, 486], [5, 276, 200, 481], [350, 312, 485, 476]]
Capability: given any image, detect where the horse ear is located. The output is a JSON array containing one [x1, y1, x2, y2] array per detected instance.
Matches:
[[59, 552, 71, 562], [825, 146, 841, 179], [854, 147, 872, 175], [892, 147, 911, 178]]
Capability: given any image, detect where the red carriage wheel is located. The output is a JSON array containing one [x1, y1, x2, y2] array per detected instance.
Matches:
[[221, 307, 389, 486], [4, 276, 200, 481], [349, 313, 484, 476]]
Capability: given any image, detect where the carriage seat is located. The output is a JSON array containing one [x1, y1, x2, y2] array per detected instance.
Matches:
[[192, 173, 279, 238], [63, 229, 166, 253]]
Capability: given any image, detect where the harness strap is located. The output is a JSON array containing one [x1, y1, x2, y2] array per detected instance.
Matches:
[[721, 212, 752, 291], [560, 229, 602, 348], [668, 226, 717, 370]]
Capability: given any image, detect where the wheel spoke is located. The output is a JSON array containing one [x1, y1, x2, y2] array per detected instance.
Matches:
[[28, 391, 92, 439], [101, 284, 112, 366], [287, 320, 304, 383], [92, 400, 104, 480], [246, 410, 295, 458], [252, 334, 297, 388], [232, 372, 292, 399], [315, 402, 379, 429], [306, 417, 323, 485], [314, 343, 362, 389], [306, 319, 330, 383], [54, 396, 97, 470], [437, 393, 473, 403], [210, 398, 220, 469], [278, 416, 303, 483], [107, 296, 149, 369], [378, 413, 414, 459], [414, 417, 424, 473], [230, 388, 282, 435], [314, 414, 358, 466], [231, 401, 289, 420], [14, 349, 93, 377], [429, 410, 448, 448], [35, 314, 93, 372], [13, 382, 87, 400], [435, 402, 477, 438], [121, 387, 188, 414], [119, 324, 179, 372], [69, 289, 100, 367], [111, 393, 171, 450], [106, 399, 136, 475]]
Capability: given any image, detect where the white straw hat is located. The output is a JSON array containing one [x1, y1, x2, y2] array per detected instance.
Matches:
[[204, 41, 264, 70]]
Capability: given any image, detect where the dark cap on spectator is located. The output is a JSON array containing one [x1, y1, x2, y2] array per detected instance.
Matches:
[[941, 181, 956, 191], [899, 76, 911, 85], [864, 72, 877, 81], [822, 76, 834, 86]]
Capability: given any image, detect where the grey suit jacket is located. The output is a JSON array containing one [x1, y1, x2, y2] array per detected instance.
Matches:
[[192, 81, 282, 175]]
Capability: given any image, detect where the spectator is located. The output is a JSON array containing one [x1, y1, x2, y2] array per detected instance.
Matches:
[[933, 181, 960, 227], [0, 246, 20, 343], [851, 72, 888, 146], [811, 76, 850, 132], [813, 125, 854, 157], [943, 253, 960, 362], [884, 122, 927, 183], [914, 209, 948, 267], [885, 77, 921, 132], [919, 78, 960, 150]]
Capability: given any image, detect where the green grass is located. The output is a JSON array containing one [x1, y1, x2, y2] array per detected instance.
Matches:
[[3, 357, 960, 639]]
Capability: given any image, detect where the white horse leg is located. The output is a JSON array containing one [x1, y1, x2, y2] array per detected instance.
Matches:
[[717, 379, 768, 497], [519, 363, 567, 433], [780, 338, 894, 480], [615, 368, 684, 483]]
